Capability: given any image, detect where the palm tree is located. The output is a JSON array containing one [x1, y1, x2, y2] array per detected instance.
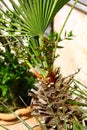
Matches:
[[1, 0, 87, 130], [0, 0, 70, 78]]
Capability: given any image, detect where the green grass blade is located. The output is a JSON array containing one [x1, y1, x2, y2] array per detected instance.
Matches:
[[0, 102, 33, 130], [0, 125, 9, 130], [54, 0, 78, 58], [13, 112, 33, 130], [34, 115, 46, 130]]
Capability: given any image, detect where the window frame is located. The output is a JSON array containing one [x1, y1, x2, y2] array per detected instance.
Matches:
[[68, 0, 87, 14]]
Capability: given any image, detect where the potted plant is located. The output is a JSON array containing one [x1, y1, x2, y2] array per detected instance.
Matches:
[[0, 0, 87, 130], [0, 36, 35, 115], [0, 36, 37, 129]]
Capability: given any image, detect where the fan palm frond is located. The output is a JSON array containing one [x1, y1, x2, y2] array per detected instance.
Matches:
[[0, 0, 69, 37]]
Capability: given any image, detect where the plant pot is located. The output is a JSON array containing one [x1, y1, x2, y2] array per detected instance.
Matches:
[[0, 107, 41, 130]]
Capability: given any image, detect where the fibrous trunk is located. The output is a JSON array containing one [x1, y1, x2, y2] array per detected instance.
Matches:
[[29, 68, 82, 130]]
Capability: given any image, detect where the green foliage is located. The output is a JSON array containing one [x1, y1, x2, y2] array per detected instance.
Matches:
[[0, 37, 35, 112], [26, 34, 57, 77], [0, 0, 69, 36], [0, 0, 71, 79], [73, 120, 87, 130], [1, 1, 86, 130]]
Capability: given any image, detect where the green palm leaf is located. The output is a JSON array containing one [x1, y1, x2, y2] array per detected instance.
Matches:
[[0, 0, 70, 37]]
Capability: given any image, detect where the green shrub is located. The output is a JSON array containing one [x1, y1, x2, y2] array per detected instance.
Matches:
[[0, 37, 35, 112]]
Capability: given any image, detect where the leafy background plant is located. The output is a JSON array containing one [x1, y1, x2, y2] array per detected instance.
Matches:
[[0, 36, 36, 112]]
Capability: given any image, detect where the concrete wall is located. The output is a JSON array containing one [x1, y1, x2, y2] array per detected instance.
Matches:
[[54, 5, 87, 85]]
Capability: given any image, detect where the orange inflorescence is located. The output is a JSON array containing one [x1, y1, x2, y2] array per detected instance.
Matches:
[[31, 68, 42, 80], [46, 71, 55, 84]]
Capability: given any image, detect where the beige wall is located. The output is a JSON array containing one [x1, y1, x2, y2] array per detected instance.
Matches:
[[54, 5, 87, 85], [54, 5, 87, 41]]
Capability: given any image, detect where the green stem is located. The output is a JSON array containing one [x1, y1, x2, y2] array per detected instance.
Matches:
[[39, 35, 48, 73], [29, 43, 41, 64], [25, 59, 33, 69], [59, 0, 78, 37], [54, 0, 78, 58], [15, 37, 46, 78]]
